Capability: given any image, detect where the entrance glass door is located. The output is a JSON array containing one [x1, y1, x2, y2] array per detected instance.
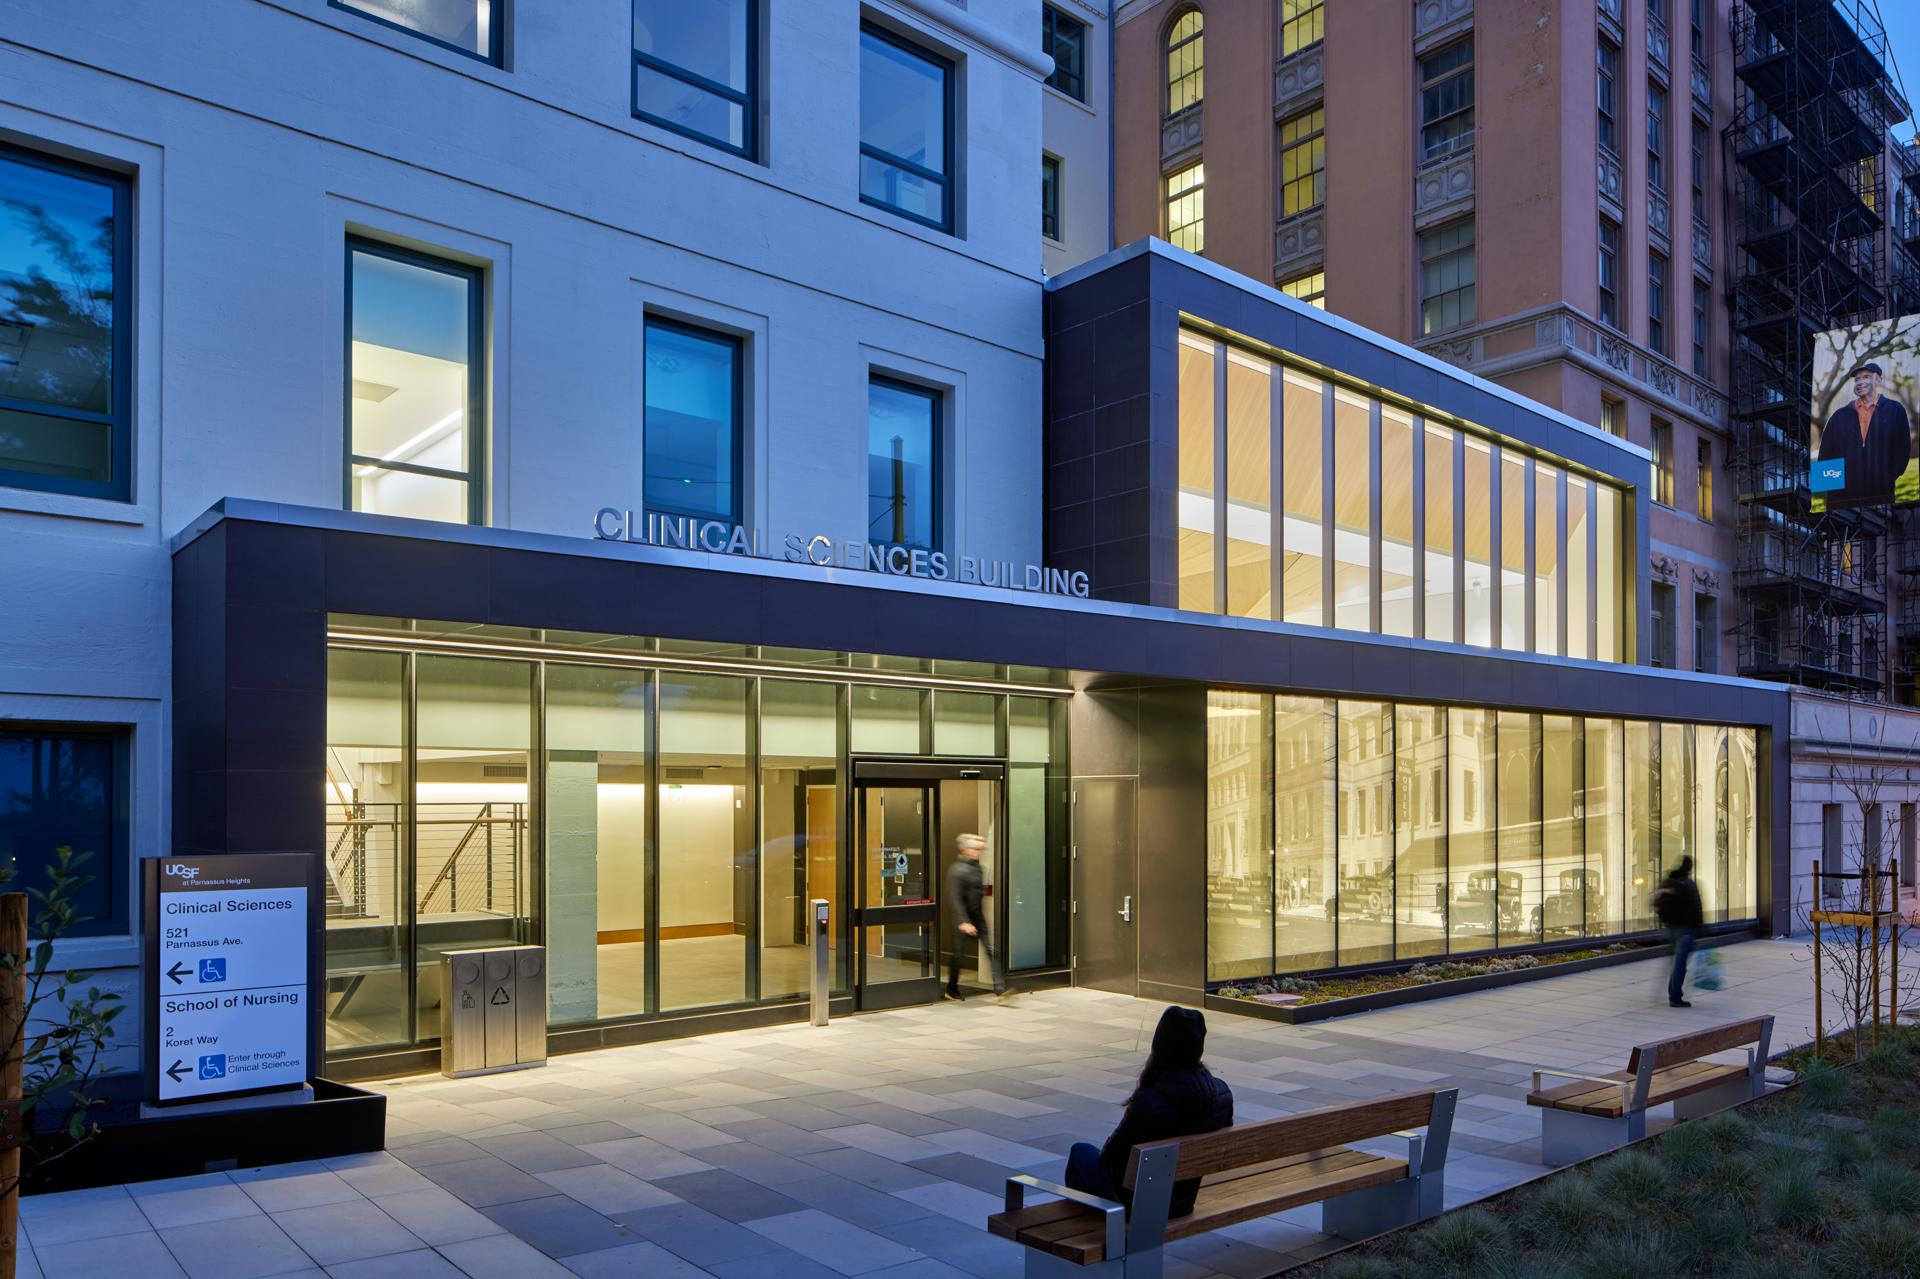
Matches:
[[856, 783, 939, 1008]]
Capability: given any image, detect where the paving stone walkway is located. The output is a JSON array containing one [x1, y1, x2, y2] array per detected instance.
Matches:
[[20, 938, 1844, 1279]]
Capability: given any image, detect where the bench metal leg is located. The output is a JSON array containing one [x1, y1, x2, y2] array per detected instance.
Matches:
[[1673, 1077, 1753, 1121], [1540, 1108, 1644, 1167], [1321, 1175, 1433, 1240]]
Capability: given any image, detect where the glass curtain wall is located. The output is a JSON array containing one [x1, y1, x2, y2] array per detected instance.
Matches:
[[1205, 694, 1761, 983], [1176, 328, 1628, 657], [658, 674, 752, 1011], [761, 681, 840, 997]]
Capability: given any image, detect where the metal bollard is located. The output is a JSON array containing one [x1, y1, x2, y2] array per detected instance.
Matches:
[[810, 898, 830, 1027]]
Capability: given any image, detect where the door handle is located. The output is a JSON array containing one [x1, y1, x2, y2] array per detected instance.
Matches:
[[1119, 896, 1133, 923]]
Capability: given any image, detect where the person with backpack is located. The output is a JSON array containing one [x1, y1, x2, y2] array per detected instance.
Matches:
[[1654, 856, 1705, 1008], [1064, 1006, 1234, 1217]]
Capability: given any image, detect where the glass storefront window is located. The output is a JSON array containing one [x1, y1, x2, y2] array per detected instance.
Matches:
[[1626, 719, 1660, 930], [325, 649, 408, 1052], [1207, 692, 1272, 980], [415, 656, 534, 1035], [761, 680, 841, 998], [1463, 438, 1494, 648], [1500, 452, 1527, 650], [1498, 710, 1541, 945], [851, 685, 925, 753], [546, 665, 650, 1023], [1337, 701, 1394, 966], [1381, 408, 1415, 638], [1661, 721, 1692, 900], [1697, 724, 1728, 924], [1728, 728, 1757, 922], [1225, 349, 1274, 619], [1423, 425, 1457, 643], [933, 690, 998, 756], [1008, 697, 1058, 969], [1274, 696, 1336, 972], [1331, 390, 1372, 632], [1541, 715, 1584, 939], [1395, 705, 1447, 959], [1585, 718, 1625, 936], [1448, 707, 1498, 954], [1534, 461, 1561, 656], [658, 673, 751, 1010], [1597, 484, 1621, 661], [1567, 476, 1592, 660], [1282, 371, 1325, 626], [1178, 333, 1217, 611]]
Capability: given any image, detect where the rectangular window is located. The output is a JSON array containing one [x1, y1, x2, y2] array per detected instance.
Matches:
[[1651, 417, 1673, 505], [1696, 436, 1713, 520], [347, 240, 484, 525], [1279, 107, 1326, 216], [1419, 219, 1476, 334], [0, 145, 131, 501], [1597, 39, 1620, 154], [332, 0, 499, 63], [1822, 804, 1843, 898], [1282, 369, 1325, 625], [1166, 162, 1205, 254], [1601, 395, 1624, 437], [658, 673, 751, 1010], [1274, 696, 1336, 972], [1167, 11, 1205, 114], [632, 0, 756, 157], [1207, 692, 1272, 980], [1567, 476, 1591, 660], [1692, 279, 1710, 375], [1041, 154, 1062, 242], [1651, 581, 1676, 667], [1338, 702, 1394, 966], [1597, 483, 1620, 660], [1281, 0, 1325, 57], [1598, 217, 1622, 329], [1282, 271, 1326, 308], [1331, 390, 1372, 631], [1043, 5, 1087, 101], [1500, 451, 1526, 650], [1647, 81, 1668, 191], [1694, 592, 1718, 672], [644, 318, 742, 524], [1648, 249, 1670, 356], [0, 727, 126, 936], [868, 377, 941, 552], [1691, 0, 1706, 62], [1535, 461, 1561, 656], [859, 24, 954, 232], [1424, 424, 1457, 643], [1625, 721, 1659, 928], [1382, 409, 1415, 638], [1499, 710, 1544, 945], [1464, 437, 1494, 646], [1178, 333, 1217, 611], [1419, 40, 1475, 160], [1225, 350, 1274, 619], [1691, 117, 1708, 210], [1903, 802, 1916, 889]]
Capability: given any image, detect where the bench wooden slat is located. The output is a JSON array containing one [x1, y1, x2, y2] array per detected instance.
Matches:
[[1124, 1091, 1437, 1187], [1528, 1059, 1747, 1117], [1630, 1017, 1768, 1074], [1008, 1147, 1409, 1263]]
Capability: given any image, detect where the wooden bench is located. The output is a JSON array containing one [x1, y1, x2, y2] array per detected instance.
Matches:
[[1527, 1015, 1773, 1166], [986, 1089, 1457, 1278]]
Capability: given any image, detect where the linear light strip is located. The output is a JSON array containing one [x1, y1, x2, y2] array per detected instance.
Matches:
[[324, 628, 1075, 697]]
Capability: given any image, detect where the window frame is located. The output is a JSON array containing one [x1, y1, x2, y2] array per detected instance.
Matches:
[[1165, 160, 1205, 253], [1041, 153, 1063, 243], [1598, 216, 1622, 330], [1647, 80, 1668, 193], [643, 314, 746, 526], [1279, 107, 1327, 217], [1696, 436, 1713, 521], [1597, 38, 1620, 155], [343, 237, 488, 526], [1281, 270, 1326, 308], [1418, 217, 1476, 335], [630, 0, 759, 160], [0, 723, 130, 936], [1648, 248, 1670, 356], [1166, 8, 1205, 116], [857, 22, 957, 234], [1601, 395, 1624, 438], [329, 0, 502, 66], [1692, 278, 1710, 376], [1651, 417, 1674, 506], [866, 374, 943, 554], [1418, 39, 1476, 162], [0, 142, 134, 503], [1690, 116, 1708, 211], [1042, 4, 1088, 102], [1280, 0, 1325, 58]]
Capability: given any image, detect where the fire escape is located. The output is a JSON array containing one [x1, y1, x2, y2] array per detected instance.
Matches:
[[1729, 0, 1896, 695]]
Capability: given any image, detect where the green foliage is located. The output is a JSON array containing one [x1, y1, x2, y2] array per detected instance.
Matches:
[[1320, 1257, 1400, 1279], [1871, 1105, 1920, 1159], [1520, 1170, 1606, 1243], [1569, 1227, 1676, 1279], [1859, 1038, 1915, 1082], [1862, 1163, 1920, 1216], [1413, 1207, 1510, 1277], [1591, 1149, 1672, 1217], [1672, 1203, 1758, 1275], [1698, 1108, 1756, 1150], [1799, 1060, 1854, 1112], [1765, 1162, 1826, 1238], [1661, 1119, 1717, 1176], [1828, 1213, 1920, 1279], [1822, 1126, 1873, 1175]]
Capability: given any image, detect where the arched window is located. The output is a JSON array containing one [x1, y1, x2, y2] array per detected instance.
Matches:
[[1166, 10, 1204, 115]]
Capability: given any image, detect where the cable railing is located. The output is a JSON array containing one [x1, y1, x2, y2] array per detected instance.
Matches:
[[322, 800, 525, 924]]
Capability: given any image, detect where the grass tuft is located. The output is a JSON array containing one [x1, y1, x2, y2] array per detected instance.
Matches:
[[1872, 1105, 1920, 1160], [1567, 1227, 1675, 1279], [1661, 1118, 1716, 1176], [1320, 1256, 1400, 1279], [1698, 1108, 1756, 1150], [1798, 1059, 1854, 1112], [1765, 1161, 1825, 1237], [1829, 1213, 1920, 1279], [1591, 1149, 1672, 1217], [1860, 1038, 1916, 1082], [1822, 1126, 1873, 1176], [1413, 1207, 1509, 1277], [1519, 1171, 1606, 1243], [1862, 1163, 1920, 1216]]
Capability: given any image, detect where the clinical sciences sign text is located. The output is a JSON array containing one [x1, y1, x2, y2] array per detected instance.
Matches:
[[593, 509, 1091, 598]]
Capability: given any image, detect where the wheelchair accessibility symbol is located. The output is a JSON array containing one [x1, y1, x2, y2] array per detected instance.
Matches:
[[198, 1054, 227, 1081], [199, 957, 227, 984]]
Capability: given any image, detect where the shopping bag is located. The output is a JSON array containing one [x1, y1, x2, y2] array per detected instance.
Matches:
[[1693, 947, 1725, 991]]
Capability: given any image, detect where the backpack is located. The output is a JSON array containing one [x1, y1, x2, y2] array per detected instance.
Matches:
[[1652, 882, 1679, 927]]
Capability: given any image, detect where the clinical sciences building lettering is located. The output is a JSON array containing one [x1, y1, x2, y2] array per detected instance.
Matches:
[[593, 509, 1091, 598]]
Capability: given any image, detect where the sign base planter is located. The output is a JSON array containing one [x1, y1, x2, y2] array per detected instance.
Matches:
[[22, 1077, 385, 1195]]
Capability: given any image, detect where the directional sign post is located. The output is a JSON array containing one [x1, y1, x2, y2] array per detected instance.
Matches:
[[144, 855, 316, 1106]]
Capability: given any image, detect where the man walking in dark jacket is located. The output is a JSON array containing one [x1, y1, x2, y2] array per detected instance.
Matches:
[[944, 833, 1006, 1000], [1656, 856, 1705, 1008]]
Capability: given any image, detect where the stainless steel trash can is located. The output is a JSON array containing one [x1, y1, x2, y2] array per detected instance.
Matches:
[[441, 945, 547, 1078]]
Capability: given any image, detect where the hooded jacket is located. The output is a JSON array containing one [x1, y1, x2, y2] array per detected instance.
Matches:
[[1098, 1066, 1234, 1217]]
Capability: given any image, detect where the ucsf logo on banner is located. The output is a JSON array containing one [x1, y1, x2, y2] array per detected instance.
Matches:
[[144, 855, 314, 1105]]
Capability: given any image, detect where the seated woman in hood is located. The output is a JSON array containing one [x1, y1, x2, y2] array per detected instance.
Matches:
[[1064, 1005, 1234, 1217]]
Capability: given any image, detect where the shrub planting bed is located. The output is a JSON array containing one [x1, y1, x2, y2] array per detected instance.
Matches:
[[1293, 1024, 1920, 1279]]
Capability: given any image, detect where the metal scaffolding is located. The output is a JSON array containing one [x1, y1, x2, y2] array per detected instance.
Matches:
[[1728, 0, 1904, 695]]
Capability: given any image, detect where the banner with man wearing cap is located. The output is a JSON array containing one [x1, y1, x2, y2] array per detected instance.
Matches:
[[1814, 359, 1911, 508], [1810, 317, 1920, 513]]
